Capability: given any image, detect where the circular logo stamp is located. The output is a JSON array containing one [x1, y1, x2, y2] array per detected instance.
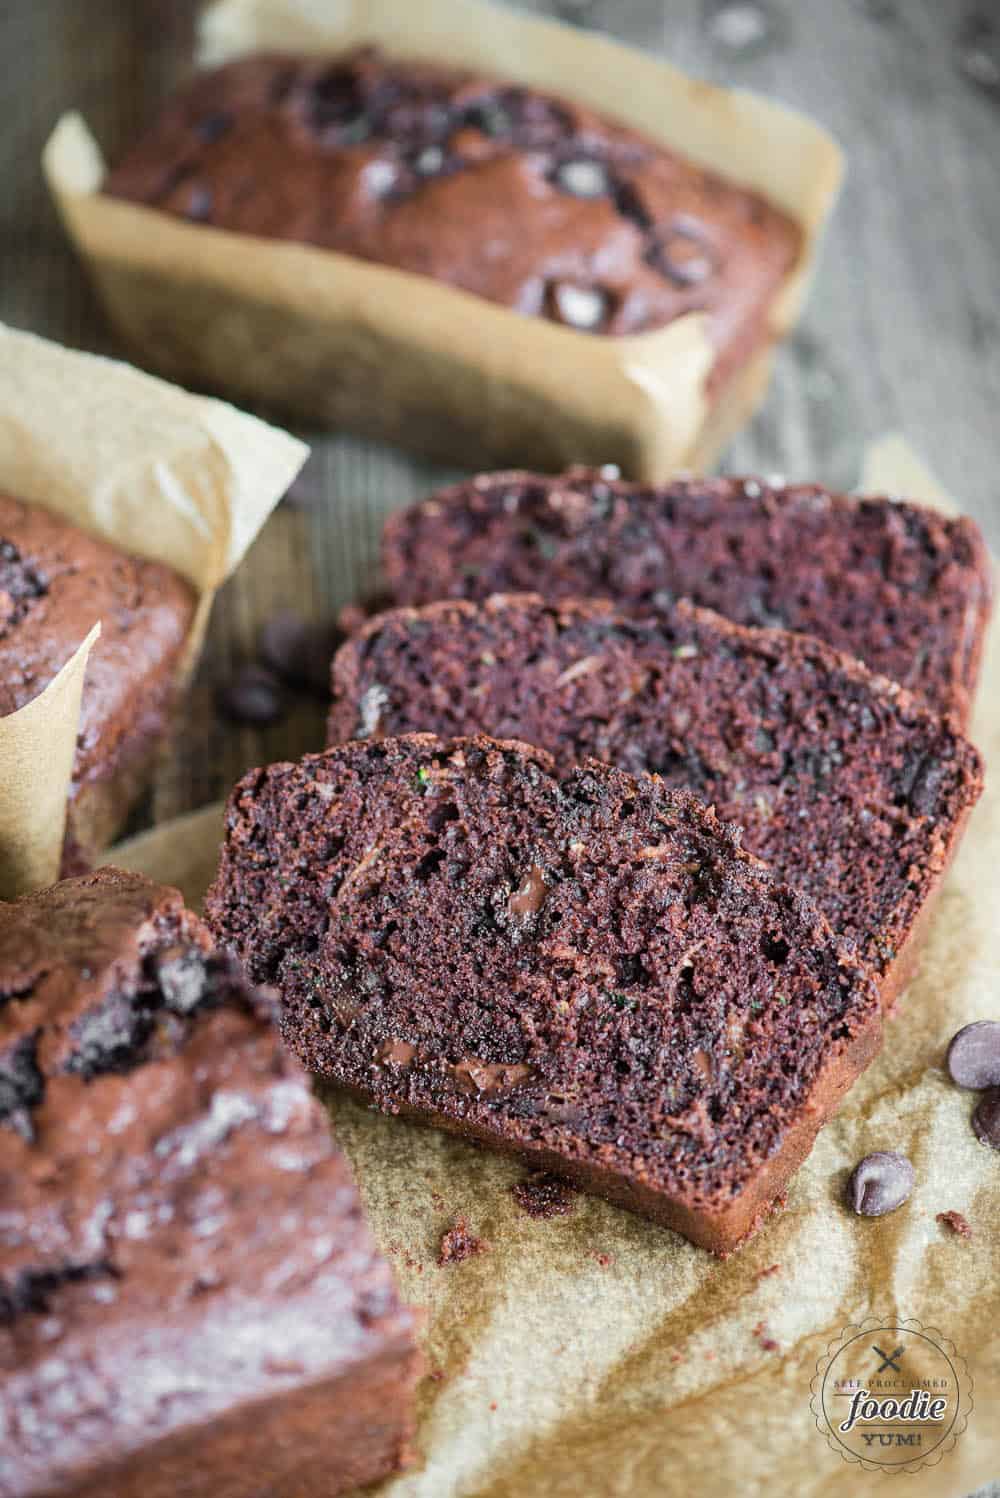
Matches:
[[810, 1316, 973, 1473]]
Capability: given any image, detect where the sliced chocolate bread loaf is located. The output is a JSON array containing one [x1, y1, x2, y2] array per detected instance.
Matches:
[[328, 596, 983, 1007], [380, 470, 992, 723], [0, 868, 418, 1498], [205, 735, 881, 1254]]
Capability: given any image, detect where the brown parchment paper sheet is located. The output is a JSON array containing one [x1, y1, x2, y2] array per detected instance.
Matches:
[[107, 439, 999, 1498], [42, 0, 842, 479], [0, 323, 307, 898]]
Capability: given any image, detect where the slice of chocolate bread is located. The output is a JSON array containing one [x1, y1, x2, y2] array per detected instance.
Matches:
[[380, 470, 993, 724], [327, 595, 983, 1008], [204, 735, 881, 1254], [0, 868, 418, 1498]]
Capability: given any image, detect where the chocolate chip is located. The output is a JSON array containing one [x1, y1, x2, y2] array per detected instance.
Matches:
[[216, 666, 285, 725], [336, 114, 372, 146], [184, 185, 213, 222], [259, 611, 339, 696], [508, 865, 548, 917], [466, 88, 569, 144], [0, 538, 46, 628], [647, 221, 717, 287], [155, 946, 208, 1014], [194, 111, 233, 144], [365, 159, 398, 197], [66, 996, 148, 1079], [1, 1261, 118, 1324], [414, 145, 445, 175], [548, 282, 611, 331], [613, 179, 653, 232], [972, 1088, 1000, 1150], [902, 753, 943, 816], [464, 98, 512, 137], [0, 1035, 43, 1138], [553, 157, 611, 199], [309, 66, 368, 138], [946, 1020, 1000, 1090], [847, 1151, 915, 1216]]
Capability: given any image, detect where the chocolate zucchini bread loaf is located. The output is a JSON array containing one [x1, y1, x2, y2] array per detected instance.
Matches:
[[0, 869, 418, 1498], [205, 735, 881, 1254], [328, 596, 983, 1005], [381, 470, 993, 723], [104, 48, 800, 388], [0, 496, 197, 866]]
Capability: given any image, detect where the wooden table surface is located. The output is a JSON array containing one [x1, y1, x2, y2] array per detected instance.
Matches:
[[1, 3, 997, 1492]]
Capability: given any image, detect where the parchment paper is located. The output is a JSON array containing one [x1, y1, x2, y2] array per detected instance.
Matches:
[[0, 627, 98, 900], [43, 0, 842, 479], [0, 323, 307, 897], [108, 441, 999, 1497]]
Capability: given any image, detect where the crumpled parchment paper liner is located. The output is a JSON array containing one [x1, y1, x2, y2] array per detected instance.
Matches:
[[0, 323, 307, 896], [43, 0, 841, 479], [107, 441, 998, 1496], [0, 626, 98, 900]]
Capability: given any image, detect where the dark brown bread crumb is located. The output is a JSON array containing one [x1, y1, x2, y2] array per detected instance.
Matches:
[[381, 470, 992, 723], [104, 49, 799, 385], [935, 1210, 973, 1239], [328, 594, 983, 995], [0, 869, 418, 1498], [511, 1173, 576, 1219], [205, 734, 882, 1253], [437, 1218, 489, 1266], [216, 663, 286, 725], [753, 1320, 779, 1351]]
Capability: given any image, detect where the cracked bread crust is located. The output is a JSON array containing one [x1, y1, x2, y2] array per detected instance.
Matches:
[[0, 868, 418, 1498], [103, 48, 800, 389], [205, 734, 881, 1254]]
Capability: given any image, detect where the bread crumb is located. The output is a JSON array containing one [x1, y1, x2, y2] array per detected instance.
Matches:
[[936, 1210, 972, 1240], [437, 1217, 489, 1266]]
